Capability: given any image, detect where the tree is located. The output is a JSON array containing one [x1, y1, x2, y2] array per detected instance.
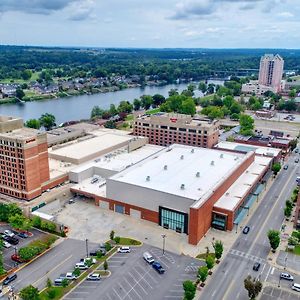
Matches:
[[46, 278, 52, 288], [16, 88, 25, 99], [289, 89, 296, 98], [140, 95, 153, 110], [205, 255, 215, 271], [73, 267, 81, 277], [114, 236, 121, 244], [180, 98, 196, 116], [25, 119, 41, 129], [198, 266, 208, 284], [272, 162, 281, 176], [21, 69, 32, 81], [285, 100, 297, 111], [244, 276, 262, 300], [133, 98, 141, 111], [183, 280, 196, 300], [267, 229, 281, 252], [104, 260, 108, 271], [19, 285, 40, 300], [213, 240, 223, 260], [19, 246, 37, 261], [168, 88, 179, 97], [201, 106, 224, 119], [198, 81, 207, 93], [47, 289, 56, 299], [32, 216, 42, 228], [118, 101, 133, 114], [152, 94, 165, 107], [109, 104, 118, 116], [239, 114, 254, 136], [91, 106, 104, 119], [39, 113, 56, 131], [9, 214, 26, 230], [61, 278, 69, 288], [0, 253, 5, 275]]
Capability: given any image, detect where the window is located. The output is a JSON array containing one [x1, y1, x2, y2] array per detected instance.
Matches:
[[159, 207, 188, 234], [161, 126, 167, 129], [188, 129, 196, 133]]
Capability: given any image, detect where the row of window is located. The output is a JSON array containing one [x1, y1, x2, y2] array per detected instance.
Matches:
[[135, 123, 209, 134], [0, 186, 23, 198]]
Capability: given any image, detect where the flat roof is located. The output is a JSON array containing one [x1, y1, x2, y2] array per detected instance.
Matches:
[[215, 141, 281, 157], [214, 156, 272, 211], [0, 127, 41, 140], [71, 144, 164, 174], [110, 144, 247, 203], [49, 133, 133, 162], [72, 177, 107, 197]]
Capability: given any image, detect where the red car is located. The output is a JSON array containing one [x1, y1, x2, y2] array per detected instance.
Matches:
[[11, 254, 27, 263]]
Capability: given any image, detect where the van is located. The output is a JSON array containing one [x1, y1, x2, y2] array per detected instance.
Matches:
[[292, 283, 300, 292], [143, 252, 154, 264]]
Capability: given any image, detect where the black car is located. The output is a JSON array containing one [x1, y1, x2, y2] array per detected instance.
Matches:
[[3, 235, 19, 245], [243, 226, 250, 234], [3, 273, 17, 285], [283, 165, 288, 170], [253, 262, 261, 271], [18, 232, 29, 238]]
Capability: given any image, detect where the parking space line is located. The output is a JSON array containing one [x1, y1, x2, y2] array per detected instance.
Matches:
[[128, 272, 149, 295], [144, 269, 159, 284], [112, 287, 123, 300], [132, 267, 153, 289]]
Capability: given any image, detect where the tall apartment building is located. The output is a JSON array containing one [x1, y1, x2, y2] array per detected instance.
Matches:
[[133, 113, 219, 148], [258, 54, 284, 92], [0, 116, 50, 200]]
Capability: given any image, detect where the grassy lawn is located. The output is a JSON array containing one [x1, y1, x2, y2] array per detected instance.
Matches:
[[293, 245, 300, 255], [196, 253, 215, 260], [145, 108, 160, 115], [200, 94, 215, 101], [0, 72, 40, 84], [40, 287, 64, 300], [125, 114, 134, 121], [118, 237, 142, 246]]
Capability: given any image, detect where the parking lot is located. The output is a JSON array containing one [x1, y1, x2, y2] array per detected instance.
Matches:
[[261, 286, 300, 300], [65, 244, 203, 300], [0, 224, 46, 271]]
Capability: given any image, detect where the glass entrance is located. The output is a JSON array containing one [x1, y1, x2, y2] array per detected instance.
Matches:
[[159, 206, 188, 234]]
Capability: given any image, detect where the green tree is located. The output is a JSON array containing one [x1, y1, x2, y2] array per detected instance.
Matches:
[[46, 278, 52, 288], [198, 266, 208, 284], [272, 163, 281, 176], [32, 216, 42, 228], [104, 260, 108, 271], [109, 104, 118, 116], [213, 240, 223, 260], [180, 98, 196, 115], [39, 113, 56, 131], [47, 289, 56, 299], [73, 267, 81, 277], [267, 229, 281, 252], [105, 242, 112, 252], [25, 119, 41, 129], [114, 236, 121, 244], [133, 98, 141, 111], [110, 230, 115, 240], [21, 69, 32, 80], [152, 94, 165, 107], [91, 106, 104, 119], [0, 253, 5, 275], [9, 214, 26, 230], [289, 89, 296, 98], [61, 278, 68, 288], [198, 81, 207, 93], [19, 246, 37, 261], [16, 88, 25, 99], [140, 95, 153, 110], [19, 285, 40, 300], [205, 255, 215, 270], [239, 114, 254, 136], [118, 101, 133, 114], [183, 280, 196, 300], [201, 106, 224, 119], [244, 276, 262, 300]]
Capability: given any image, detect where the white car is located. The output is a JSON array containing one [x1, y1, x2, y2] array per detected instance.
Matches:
[[4, 230, 14, 238], [3, 241, 11, 248], [87, 273, 100, 281], [118, 246, 131, 253], [75, 262, 88, 270], [81, 257, 97, 265], [65, 272, 78, 280]]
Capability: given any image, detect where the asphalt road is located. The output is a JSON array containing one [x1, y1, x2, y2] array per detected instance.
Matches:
[[65, 244, 203, 300], [200, 152, 300, 300], [9, 238, 97, 292]]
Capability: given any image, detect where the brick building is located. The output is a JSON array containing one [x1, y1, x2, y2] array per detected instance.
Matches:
[[0, 116, 50, 200], [71, 144, 272, 245], [133, 113, 219, 148]]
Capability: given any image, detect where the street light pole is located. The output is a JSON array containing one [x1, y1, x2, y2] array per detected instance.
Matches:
[[278, 276, 281, 288], [161, 234, 166, 255], [284, 257, 287, 270], [85, 239, 89, 258]]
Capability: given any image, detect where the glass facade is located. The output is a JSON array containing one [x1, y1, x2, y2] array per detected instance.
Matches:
[[211, 212, 227, 230], [159, 206, 188, 234]]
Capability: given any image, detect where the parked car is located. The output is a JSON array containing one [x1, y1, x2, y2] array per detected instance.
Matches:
[[143, 252, 154, 264], [80, 257, 96, 265], [65, 272, 78, 280], [3, 241, 11, 248], [280, 272, 294, 281], [4, 230, 15, 238], [3, 235, 19, 245], [87, 273, 100, 281], [283, 165, 289, 170], [54, 278, 64, 286], [90, 248, 106, 256], [243, 226, 250, 234], [75, 262, 89, 270], [118, 246, 131, 253], [253, 262, 261, 271], [295, 158, 299, 163], [152, 262, 165, 274], [99, 243, 106, 250], [292, 283, 300, 292], [11, 254, 28, 263], [18, 232, 29, 238], [3, 274, 17, 285]]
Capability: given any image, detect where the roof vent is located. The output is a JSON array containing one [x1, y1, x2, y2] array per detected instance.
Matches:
[[226, 192, 229, 196], [180, 184, 185, 190], [234, 156, 239, 161], [164, 165, 168, 170], [146, 176, 150, 181], [220, 154, 224, 158], [196, 172, 200, 177], [191, 149, 195, 153], [180, 155, 184, 160], [211, 160, 215, 166]]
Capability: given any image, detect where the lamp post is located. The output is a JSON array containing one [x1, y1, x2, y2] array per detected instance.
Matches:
[[161, 234, 166, 255], [278, 276, 281, 288], [284, 257, 287, 270], [235, 223, 238, 234], [85, 239, 89, 258]]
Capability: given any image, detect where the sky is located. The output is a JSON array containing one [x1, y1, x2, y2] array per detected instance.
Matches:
[[0, 0, 299, 48]]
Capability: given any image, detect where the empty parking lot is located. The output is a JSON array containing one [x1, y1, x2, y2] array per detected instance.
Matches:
[[65, 244, 203, 300]]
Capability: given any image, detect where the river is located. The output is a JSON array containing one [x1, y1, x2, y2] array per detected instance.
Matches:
[[0, 81, 223, 124]]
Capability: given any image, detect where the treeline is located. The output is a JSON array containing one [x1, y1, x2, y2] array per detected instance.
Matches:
[[1, 46, 300, 82]]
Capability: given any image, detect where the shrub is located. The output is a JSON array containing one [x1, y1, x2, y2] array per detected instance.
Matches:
[[105, 242, 112, 252], [32, 216, 42, 228], [73, 267, 81, 277], [114, 236, 121, 244], [46, 278, 52, 288], [110, 230, 115, 240], [61, 278, 68, 288], [47, 288, 56, 299]]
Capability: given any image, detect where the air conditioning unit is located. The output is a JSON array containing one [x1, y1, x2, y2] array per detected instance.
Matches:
[[196, 172, 200, 177], [146, 176, 150, 181], [180, 155, 184, 160], [164, 165, 168, 170], [211, 160, 215, 166], [180, 184, 185, 190], [220, 154, 224, 158], [191, 149, 195, 153]]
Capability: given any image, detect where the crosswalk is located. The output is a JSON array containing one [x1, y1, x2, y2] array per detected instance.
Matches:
[[229, 249, 265, 263]]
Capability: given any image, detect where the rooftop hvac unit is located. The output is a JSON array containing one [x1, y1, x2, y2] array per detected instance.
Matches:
[[164, 165, 168, 170], [180, 184, 185, 190], [191, 149, 195, 153], [234, 156, 239, 161], [211, 160, 215, 166], [146, 176, 150, 181], [220, 154, 224, 158], [226, 192, 229, 196], [196, 172, 200, 177], [180, 155, 184, 160]]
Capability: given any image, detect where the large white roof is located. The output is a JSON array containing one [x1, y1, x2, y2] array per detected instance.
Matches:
[[110, 144, 247, 203]]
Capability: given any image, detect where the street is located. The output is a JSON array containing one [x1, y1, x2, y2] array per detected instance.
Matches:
[[200, 152, 300, 300]]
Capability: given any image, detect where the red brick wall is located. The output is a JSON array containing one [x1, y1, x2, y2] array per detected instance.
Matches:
[[188, 152, 255, 245]]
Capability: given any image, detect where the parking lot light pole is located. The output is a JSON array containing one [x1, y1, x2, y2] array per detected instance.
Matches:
[[85, 239, 89, 258], [161, 234, 166, 255], [14, 247, 17, 256], [284, 257, 287, 270], [278, 276, 281, 288]]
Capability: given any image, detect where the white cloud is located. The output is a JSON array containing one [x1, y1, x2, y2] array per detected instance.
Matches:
[[277, 11, 294, 18]]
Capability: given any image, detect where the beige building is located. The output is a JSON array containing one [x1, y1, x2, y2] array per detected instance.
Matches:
[[133, 113, 219, 148]]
